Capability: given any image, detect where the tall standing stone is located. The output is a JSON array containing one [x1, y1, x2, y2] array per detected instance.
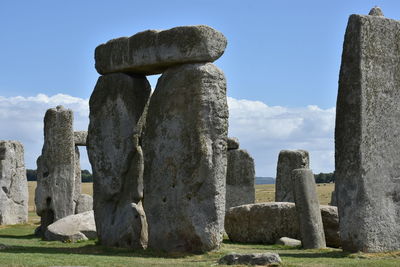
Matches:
[[292, 168, 326, 249], [275, 150, 309, 202], [143, 63, 228, 252], [0, 141, 28, 225], [226, 148, 255, 210], [335, 8, 400, 252], [35, 106, 76, 233], [87, 73, 150, 249]]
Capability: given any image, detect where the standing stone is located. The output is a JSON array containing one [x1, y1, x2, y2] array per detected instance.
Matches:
[[275, 150, 309, 202], [292, 168, 326, 249], [227, 137, 239, 150], [35, 106, 76, 233], [0, 141, 28, 225], [75, 194, 93, 214], [74, 131, 87, 146], [143, 63, 228, 252], [95, 25, 227, 75], [226, 149, 255, 210], [87, 73, 150, 249], [336, 8, 400, 252]]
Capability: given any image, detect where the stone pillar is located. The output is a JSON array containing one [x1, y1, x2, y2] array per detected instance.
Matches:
[[275, 150, 309, 202], [35, 106, 76, 234], [87, 73, 150, 249], [0, 141, 28, 225], [226, 138, 255, 210], [143, 63, 228, 253], [292, 168, 326, 249], [335, 7, 400, 252]]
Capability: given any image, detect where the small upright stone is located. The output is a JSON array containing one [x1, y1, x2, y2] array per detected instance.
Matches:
[[95, 25, 227, 75], [369, 6, 384, 16], [0, 141, 28, 225], [35, 106, 76, 234], [226, 149, 255, 210], [275, 150, 309, 202], [227, 137, 239, 150], [336, 9, 400, 252], [292, 168, 326, 249], [143, 63, 228, 253]]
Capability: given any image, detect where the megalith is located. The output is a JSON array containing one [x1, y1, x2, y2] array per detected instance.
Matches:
[[335, 7, 400, 252], [87, 73, 150, 249], [0, 140, 28, 225], [35, 106, 76, 233], [292, 168, 326, 249], [275, 150, 309, 202], [226, 138, 255, 210], [143, 62, 228, 252]]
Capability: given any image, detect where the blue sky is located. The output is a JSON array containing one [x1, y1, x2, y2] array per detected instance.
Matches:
[[1, 1, 398, 176]]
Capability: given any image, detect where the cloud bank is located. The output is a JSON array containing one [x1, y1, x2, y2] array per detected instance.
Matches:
[[0, 94, 335, 176]]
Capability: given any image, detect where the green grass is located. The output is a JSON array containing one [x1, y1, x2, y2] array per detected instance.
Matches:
[[1, 223, 400, 266]]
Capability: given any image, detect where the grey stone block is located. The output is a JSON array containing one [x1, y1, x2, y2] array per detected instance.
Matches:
[[74, 131, 87, 146], [218, 252, 282, 266]]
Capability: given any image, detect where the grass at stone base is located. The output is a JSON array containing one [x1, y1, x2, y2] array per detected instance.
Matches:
[[1, 223, 399, 267]]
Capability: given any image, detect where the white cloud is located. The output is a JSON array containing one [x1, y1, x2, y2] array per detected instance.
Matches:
[[0, 93, 336, 177], [227, 97, 335, 177]]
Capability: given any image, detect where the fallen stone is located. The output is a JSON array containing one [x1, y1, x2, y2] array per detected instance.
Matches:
[[95, 25, 227, 75], [143, 63, 228, 253], [75, 194, 93, 214], [275, 150, 309, 202], [35, 106, 76, 233], [0, 140, 28, 225], [292, 168, 326, 249], [276, 237, 301, 247], [87, 73, 150, 249], [226, 149, 255, 210], [218, 252, 282, 266], [336, 7, 400, 252], [225, 202, 340, 248], [44, 210, 96, 242], [227, 137, 239, 150], [74, 131, 87, 146]]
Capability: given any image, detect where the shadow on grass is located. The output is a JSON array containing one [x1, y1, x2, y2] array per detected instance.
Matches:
[[0, 234, 37, 240], [279, 250, 352, 259], [222, 239, 301, 250]]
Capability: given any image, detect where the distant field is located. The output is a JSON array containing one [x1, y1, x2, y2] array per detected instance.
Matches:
[[28, 181, 334, 213]]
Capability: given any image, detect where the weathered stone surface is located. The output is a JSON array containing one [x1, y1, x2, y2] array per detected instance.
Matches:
[[226, 149, 255, 210], [225, 202, 340, 248], [336, 10, 400, 252], [73, 147, 81, 211], [0, 141, 28, 225], [218, 252, 282, 266], [227, 137, 239, 150], [330, 190, 337, 206], [320, 205, 341, 248], [292, 169, 326, 249], [143, 63, 228, 252], [75, 194, 93, 214], [35, 106, 76, 233], [87, 73, 150, 249], [369, 6, 384, 16], [276, 237, 301, 247], [95, 25, 227, 75], [74, 131, 87, 146], [275, 150, 309, 202], [44, 210, 96, 242]]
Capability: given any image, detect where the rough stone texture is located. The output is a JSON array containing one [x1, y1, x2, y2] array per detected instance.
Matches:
[[44, 210, 96, 242], [276, 237, 301, 247], [225, 202, 340, 248], [0, 141, 28, 225], [226, 149, 255, 210], [227, 137, 239, 150], [275, 150, 309, 202], [330, 190, 337, 206], [320, 205, 341, 248], [95, 25, 227, 75], [75, 194, 93, 214], [87, 73, 150, 249], [335, 11, 400, 252], [369, 6, 384, 16], [73, 147, 81, 210], [218, 252, 282, 266], [143, 63, 228, 253], [292, 168, 326, 249], [74, 131, 87, 146], [35, 106, 76, 233]]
